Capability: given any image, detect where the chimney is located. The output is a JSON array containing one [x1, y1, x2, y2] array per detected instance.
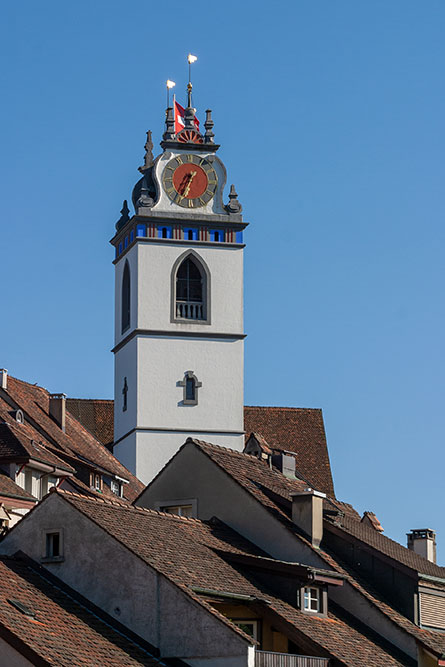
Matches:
[[0, 369, 7, 390], [407, 529, 437, 564], [291, 488, 326, 549], [49, 393, 66, 432], [272, 451, 296, 479]]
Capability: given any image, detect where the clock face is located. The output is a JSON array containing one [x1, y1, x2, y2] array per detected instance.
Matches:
[[162, 154, 218, 208]]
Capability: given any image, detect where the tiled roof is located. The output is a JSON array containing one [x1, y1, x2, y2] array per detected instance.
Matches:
[[65, 399, 334, 497], [0, 471, 36, 502], [66, 398, 114, 449], [244, 407, 334, 496], [176, 440, 445, 660], [0, 555, 166, 666], [326, 513, 445, 579], [56, 490, 409, 666], [0, 421, 75, 472], [0, 377, 143, 502]]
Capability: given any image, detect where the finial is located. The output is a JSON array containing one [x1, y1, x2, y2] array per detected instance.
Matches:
[[187, 82, 193, 109], [138, 130, 154, 173], [204, 109, 214, 144], [115, 200, 130, 230], [163, 107, 175, 141], [225, 185, 243, 215]]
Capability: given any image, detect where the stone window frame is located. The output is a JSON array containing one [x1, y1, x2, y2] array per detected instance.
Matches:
[[170, 249, 211, 325], [41, 528, 64, 563], [178, 371, 202, 406]]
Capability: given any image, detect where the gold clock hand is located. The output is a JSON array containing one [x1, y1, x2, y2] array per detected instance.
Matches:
[[183, 171, 197, 197]]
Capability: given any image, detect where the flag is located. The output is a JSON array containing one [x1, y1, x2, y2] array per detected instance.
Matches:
[[174, 100, 200, 134]]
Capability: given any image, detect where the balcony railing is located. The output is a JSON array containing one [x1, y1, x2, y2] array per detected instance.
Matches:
[[176, 301, 204, 320], [255, 651, 329, 667]]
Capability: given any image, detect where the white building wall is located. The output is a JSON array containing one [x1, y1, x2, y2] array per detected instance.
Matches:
[[114, 224, 245, 482]]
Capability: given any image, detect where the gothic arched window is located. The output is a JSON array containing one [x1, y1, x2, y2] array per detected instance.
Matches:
[[121, 261, 131, 333], [173, 253, 209, 322]]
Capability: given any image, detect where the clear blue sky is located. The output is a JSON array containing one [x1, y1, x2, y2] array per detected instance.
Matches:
[[2, 1, 444, 558]]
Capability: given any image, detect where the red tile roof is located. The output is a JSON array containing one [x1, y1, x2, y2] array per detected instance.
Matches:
[[54, 490, 409, 666], [0, 377, 143, 502], [0, 471, 36, 503], [66, 398, 114, 449], [326, 513, 445, 579], [0, 555, 165, 665], [162, 439, 445, 661], [0, 421, 74, 472], [244, 407, 334, 497], [65, 399, 335, 497]]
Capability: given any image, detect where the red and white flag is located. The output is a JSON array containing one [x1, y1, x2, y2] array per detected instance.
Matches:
[[174, 100, 200, 134]]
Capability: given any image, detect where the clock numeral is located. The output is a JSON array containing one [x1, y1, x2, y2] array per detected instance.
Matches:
[[205, 189, 214, 197], [199, 158, 206, 166], [176, 156, 183, 165], [199, 197, 206, 206], [166, 188, 175, 196], [186, 154, 194, 162], [208, 180, 217, 186], [188, 199, 194, 208]]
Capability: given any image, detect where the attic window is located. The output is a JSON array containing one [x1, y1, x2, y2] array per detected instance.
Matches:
[[14, 410, 25, 424], [111, 479, 123, 497], [94, 474, 102, 492], [46, 532, 60, 558], [8, 599, 35, 618], [303, 587, 321, 613], [161, 504, 193, 518]]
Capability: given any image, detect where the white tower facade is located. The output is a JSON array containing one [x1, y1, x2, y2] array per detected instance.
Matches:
[[111, 102, 247, 484]]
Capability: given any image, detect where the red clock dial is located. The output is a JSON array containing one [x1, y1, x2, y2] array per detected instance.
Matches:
[[162, 154, 218, 208], [173, 163, 208, 199]]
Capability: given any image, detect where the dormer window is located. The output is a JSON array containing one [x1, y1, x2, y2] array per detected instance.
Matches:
[[302, 587, 321, 613]]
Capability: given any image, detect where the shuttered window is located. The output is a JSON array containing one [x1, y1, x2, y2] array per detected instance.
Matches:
[[420, 592, 445, 629]]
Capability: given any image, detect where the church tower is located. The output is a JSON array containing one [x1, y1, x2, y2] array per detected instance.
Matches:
[[111, 89, 247, 484]]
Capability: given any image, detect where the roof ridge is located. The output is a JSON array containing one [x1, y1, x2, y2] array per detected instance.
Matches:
[[244, 405, 322, 412], [57, 488, 204, 523], [67, 398, 113, 403]]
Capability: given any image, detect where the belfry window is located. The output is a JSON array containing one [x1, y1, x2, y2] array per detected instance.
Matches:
[[121, 261, 131, 333], [175, 256, 205, 320]]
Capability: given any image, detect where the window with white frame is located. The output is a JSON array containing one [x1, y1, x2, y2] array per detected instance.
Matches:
[[303, 587, 321, 613], [160, 504, 193, 518], [110, 479, 123, 497]]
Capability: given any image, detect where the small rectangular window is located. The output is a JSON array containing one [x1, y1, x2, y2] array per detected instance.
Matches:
[[111, 480, 122, 497], [160, 504, 193, 518], [236, 231, 243, 243], [95, 474, 102, 492], [124, 236, 129, 248], [303, 587, 321, 612], [118, 242, 123, 254], [46, 532, 60, 558], [136, 224, 146, 237], [184, 228, 198, 241], [158, 226, 172, 239], [210, 230, 223, 242]]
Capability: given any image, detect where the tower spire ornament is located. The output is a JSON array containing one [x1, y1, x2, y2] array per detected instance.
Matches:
[[138, 130, 154, 174]]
